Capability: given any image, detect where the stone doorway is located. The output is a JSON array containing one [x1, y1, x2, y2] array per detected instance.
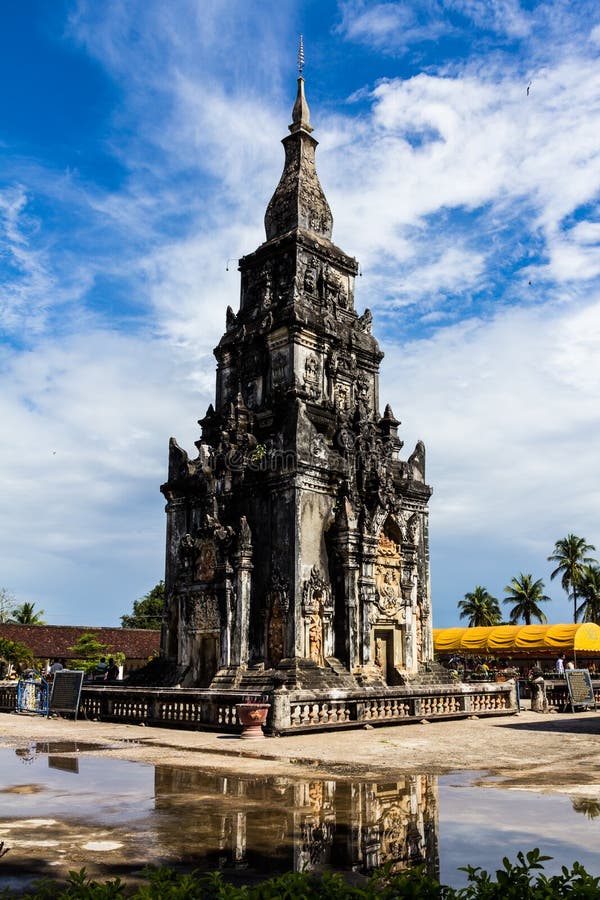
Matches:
[[374, 629, 395, 684], [195, 634, 219, 687]]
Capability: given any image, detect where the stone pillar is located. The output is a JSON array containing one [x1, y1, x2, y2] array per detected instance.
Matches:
[[360, 535, 378, 666], [401, 544, 419, 673], [530, 677, 548, 713], [162, 497, 186, 660], [232, 519, 253, 667]]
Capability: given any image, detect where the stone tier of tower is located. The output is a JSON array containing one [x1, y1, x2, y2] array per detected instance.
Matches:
[[160, 76, 433, 690]]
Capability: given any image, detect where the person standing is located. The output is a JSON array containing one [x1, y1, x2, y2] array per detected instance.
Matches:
[[105, 658, 120, 682], [555, 654, 565, 676], [48, 658, 64, 676]]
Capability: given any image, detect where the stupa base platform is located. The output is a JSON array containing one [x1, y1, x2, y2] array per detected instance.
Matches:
[[1, 679, 519, 735]]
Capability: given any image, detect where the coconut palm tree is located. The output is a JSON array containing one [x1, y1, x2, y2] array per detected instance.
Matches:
[[572, 797, 600, 820], [503, 574, 551, 625], [457, 586, 502, 627], [575, 565, 600, 624], [10, 601, 46, 625], [548, 534, 597, 624]]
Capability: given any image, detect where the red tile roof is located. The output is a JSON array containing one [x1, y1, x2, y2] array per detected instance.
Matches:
[[0, 624, 160, 660]]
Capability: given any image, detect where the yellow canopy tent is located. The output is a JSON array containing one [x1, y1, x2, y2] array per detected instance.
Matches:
[[433, 623, 600, 656]]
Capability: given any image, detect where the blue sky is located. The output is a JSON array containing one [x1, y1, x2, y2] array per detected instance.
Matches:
[[1, 0, 600, 628]]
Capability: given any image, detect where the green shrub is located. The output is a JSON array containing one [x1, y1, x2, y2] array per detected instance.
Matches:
[[3, 850, 600, 899]]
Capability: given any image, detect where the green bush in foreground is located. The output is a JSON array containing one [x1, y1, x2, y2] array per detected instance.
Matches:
[[4, 850, 600, 899]]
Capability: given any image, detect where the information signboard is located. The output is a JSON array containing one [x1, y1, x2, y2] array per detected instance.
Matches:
[[565, 669, 597, 712], [50, 670, 84, 719]]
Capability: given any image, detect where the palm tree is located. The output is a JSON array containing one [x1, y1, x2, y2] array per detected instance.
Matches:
[[572, 798, 600, 820], [458, 586, 502, 627], [503, 574, 551, 625], [575, 565, 600, 624], [10, 601, 46, 625], [548, 534, 597, 624]]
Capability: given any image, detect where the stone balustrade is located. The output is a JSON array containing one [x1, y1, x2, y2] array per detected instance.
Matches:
[[0, 680, 517, 734]]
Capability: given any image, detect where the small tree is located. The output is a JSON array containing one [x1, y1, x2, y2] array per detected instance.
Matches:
[[11, 601, 46, 625], [0, 588, 17, 624], [121, 581, 164, 629], [69, 633, 124, 675], [70, 633, 111, 674], [0, 636, 33, 672]]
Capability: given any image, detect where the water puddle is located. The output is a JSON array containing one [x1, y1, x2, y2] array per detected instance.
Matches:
[[0, 747, 599, 892]]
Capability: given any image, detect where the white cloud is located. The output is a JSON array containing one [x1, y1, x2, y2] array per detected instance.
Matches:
[[0, 328, 210, 624], [318, 57, 600, 316], [380, 293, 600, 622]]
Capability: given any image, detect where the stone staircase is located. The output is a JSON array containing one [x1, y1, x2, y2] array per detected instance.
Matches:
[[210, 657, 361, 694], [404, 661, 456, 687]]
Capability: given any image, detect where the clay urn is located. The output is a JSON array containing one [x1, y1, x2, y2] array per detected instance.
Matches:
[[235, 702, 271, 740]]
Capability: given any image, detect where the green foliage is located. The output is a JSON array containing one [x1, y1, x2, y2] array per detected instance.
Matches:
[[548, 534, 597, 624], [0, 635, 33, 669], [11, 601, 46, 625], [503, 573, 551, 625], [4, 853, 600, 899], [575, 565, 600, 624], [0, 587, 17, 624], [121, 581, 164, 630], [69, 633, 111, 674], [458, 587, 502, 627]]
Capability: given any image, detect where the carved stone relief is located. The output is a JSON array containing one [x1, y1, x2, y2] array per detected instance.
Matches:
[[304, 263, 318, 295], [308, 610, 324, 666], [272, 351, 288, 385], [267, 594, 285, 666], [375, 532, 404, 618], [335, 382, 351, 414], [303, 566, 330, 666], [303, 353, 321, 399], [185, 592, 220, 633], [357, 308, 372, 333], [195, 539, 217, 582]]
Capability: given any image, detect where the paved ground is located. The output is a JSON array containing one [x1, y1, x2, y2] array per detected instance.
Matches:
[[2, 704, 600, 792]]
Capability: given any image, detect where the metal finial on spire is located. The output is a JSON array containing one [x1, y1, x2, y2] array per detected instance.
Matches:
[[298, 35, 304, 77]]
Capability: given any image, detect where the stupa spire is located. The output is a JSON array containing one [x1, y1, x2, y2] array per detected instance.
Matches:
[[264, 38, 333, 241], [290, 36, 312, 133]]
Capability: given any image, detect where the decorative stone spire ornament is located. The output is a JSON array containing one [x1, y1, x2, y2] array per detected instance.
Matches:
[[264, 38, 333, 241]]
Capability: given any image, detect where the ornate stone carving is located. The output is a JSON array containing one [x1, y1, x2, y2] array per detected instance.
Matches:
[[335, 382, 351, 414], [406, 513, 420, 544], [238, 515, 252, 553], [357, 308, 372, 333], [308, 610, 324, 666], [195, 539, 217, 582], [304, 263, 318, 295], [303, 353, 321, 399], [302, 566, 328, 614], [186, 592, 220, 632], [311, 431, 328, 462], [267, 594, 285, 666], [375, 530, 404, 617], [272, 351, 288, 385]]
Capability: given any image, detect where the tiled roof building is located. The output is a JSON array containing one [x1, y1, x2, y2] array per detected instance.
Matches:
[[0, 624, 159, 672]]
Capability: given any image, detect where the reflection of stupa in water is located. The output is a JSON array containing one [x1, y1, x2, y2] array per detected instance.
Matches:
[[153, 768, 439, 879]]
